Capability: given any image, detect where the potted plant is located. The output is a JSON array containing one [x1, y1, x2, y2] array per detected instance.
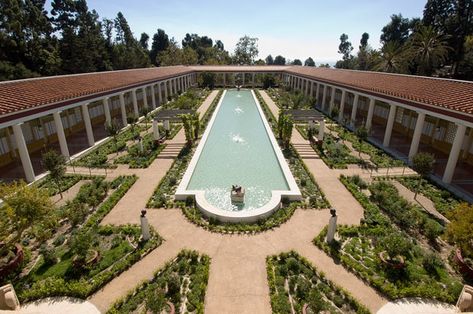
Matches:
[[378, 234, 411, 269], [446, 204, 473, 279], [0, 181, 54, 277]]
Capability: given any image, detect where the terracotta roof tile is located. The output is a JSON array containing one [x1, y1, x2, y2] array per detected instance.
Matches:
[[0, 66, 192, 118], [286, 66, 473, 117], [1, 65, 472, 125]]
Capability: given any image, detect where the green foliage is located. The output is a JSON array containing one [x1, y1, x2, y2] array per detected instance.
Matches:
[[41, 150, 66, 193], [446, 203, 473, 259], [108, 250, 210, 314], [379, 234, 412, 259], [15, 175, 163, 302], [412, 152, 435, 177], [369, 180, 445, 239], [397, 177, 460, 215], [0, 181, 55, 257], [234, 36, 259, 64], [267, 252, 370, 314], [313, 175, 463, 303]]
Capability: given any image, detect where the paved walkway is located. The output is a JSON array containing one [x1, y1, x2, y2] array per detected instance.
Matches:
[[18, 297, 100, 314]]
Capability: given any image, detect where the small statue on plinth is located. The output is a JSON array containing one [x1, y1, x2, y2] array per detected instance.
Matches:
[[140, 209, 151, 241], [326, 208, 338, 243]]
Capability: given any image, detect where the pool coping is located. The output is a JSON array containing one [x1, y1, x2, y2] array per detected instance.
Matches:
[[175, 89, 301, 223]]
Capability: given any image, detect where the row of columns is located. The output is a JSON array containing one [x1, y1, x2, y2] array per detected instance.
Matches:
[[284, 73, 470, 184], [11, 73, 197, 182]]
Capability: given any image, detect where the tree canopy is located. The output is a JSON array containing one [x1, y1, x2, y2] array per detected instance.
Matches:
[[234, 35, 259, 65]]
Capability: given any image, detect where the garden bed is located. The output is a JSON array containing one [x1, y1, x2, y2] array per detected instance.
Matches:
[[328, 124, 404, 168], [37, 174, 87, 196], [73, 125, 148, 168], [114, 131, 168, 168], [107, 250, 210, 314], [10, 175, 163, 302], [313, 176, 463, 303], [267, 251, 370, 314], [397, 177, 461, 215]]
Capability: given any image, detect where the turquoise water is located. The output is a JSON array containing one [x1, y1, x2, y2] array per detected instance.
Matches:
[[187, 90, 289, 211]]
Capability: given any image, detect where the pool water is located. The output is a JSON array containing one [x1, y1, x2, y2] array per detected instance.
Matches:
[[186, 90, 290, 211]]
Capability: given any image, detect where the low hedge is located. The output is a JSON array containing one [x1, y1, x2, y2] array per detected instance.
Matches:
[[181, 201, 300, 234]]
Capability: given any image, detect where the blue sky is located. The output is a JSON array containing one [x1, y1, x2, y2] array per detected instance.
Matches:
[[46, 0, 427, 63]]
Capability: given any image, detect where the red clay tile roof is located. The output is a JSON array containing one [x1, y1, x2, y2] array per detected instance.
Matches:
[[284, 66, 473, 118], [1, 65, 473, 125], [0, 66, 192, 122]]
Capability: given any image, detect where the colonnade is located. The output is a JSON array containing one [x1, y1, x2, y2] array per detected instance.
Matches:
[[4, 73, 197, 182], [283, 73, 472, 185]]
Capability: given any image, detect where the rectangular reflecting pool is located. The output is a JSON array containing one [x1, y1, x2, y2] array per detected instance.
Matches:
[[176, 90, 301, 222]]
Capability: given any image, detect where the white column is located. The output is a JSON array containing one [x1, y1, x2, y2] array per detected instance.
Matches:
[[252, 73, 255, 87], [164, 81, 168, 101], [152, 119, 160, 140], [305, 80, 309, 95], [223, 73, 226, 87], [142, 87, 148, 109], [119, 93, 127, 126], [242, 73, 245, 86], [310, 81, 314, 97], [132, 89, 139, 116], [383, 104, 397, 147], [321, 85, 327, 110], [329, 87, 336, 113], [365, 98, 375, 130], [350, 94, 359, 127], [443, 123, 466, 183], [338, 90, 346, 122], [157, 82, 163, 105], [12, 123, 35, 182], [151, 85, 156, 109], [173, 78, 177, 94], [53, 111, 70, 157], [408, 112, 426, 160], [318, 119, 325, 141], [314, 83, 319, 101], [82, 103, 95, 146], [103, 97, 111, 125]]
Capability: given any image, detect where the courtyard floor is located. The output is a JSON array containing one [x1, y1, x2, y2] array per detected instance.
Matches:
[[24, 89, 459, 314]]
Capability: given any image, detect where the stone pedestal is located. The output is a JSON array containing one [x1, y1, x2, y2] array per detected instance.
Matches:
[[153, 120, 160, 140], [326, 208, 337, 243], [140, 210, 151, 241], [164, 120, 170, 131]]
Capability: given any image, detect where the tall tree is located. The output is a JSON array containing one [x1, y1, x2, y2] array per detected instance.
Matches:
[[407, 25, 452, 75], [358, 32, 371, 70], [234, 35, 259, 64], [292, 59, 302, 65], [265, 54, 274, 65], [150, 28, 169, 66], [374, 41, 407, 73], [423, 0, 473, 77], [112, 11, 149, 69], [273, 55, 286, 65], [336, 33, 354, 69], [42, 150, 66, 198], [380, 14, 419, 45], [139, 32, 149, 50], [304, 57, 316, 66]]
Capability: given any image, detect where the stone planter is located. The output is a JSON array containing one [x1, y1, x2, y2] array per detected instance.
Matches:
[[455, 248, 473, 280], [72, 249, 100, 268], [0, 244, 24, 278], [166, 301, 175, 314], [379, 251, 405, 269]]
